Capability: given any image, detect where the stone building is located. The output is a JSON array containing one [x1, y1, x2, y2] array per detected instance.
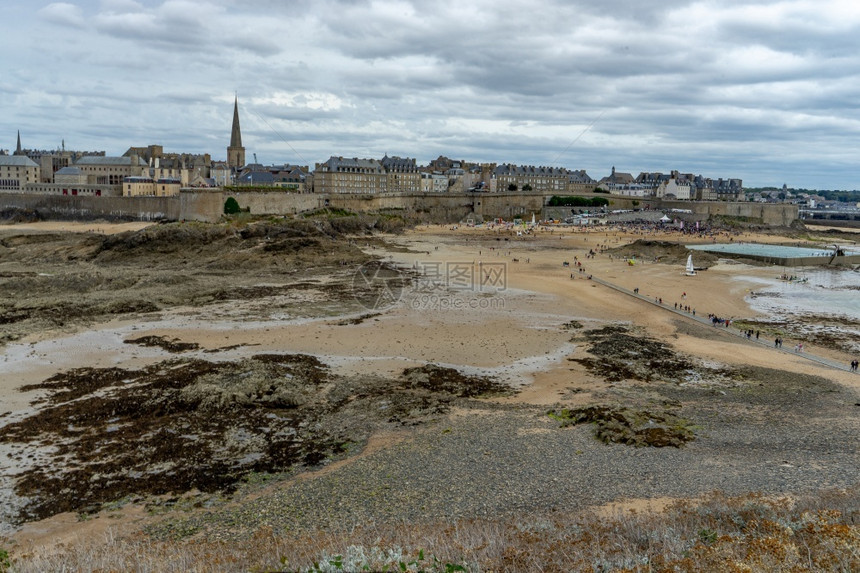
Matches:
[[54, 166, 88, 186], [313, 157, 386, 194], [123, 176, 181, 197], [313, 155, 421, 194], [597, 166, 636, 192], [0, 155, 40, 191], [73, 155, 147, 188], [234, 163, 311, 192], [211, 162, 231, 187], [123, 144, 212, 185], [381, 155, 421, 193], [420, 172, 449, 193], [655, 177, 692, 200], [27, 166, 115, 196], [494, 164, 570, 193], [14, 132, 105, 183], [566, 169, 597, 193]]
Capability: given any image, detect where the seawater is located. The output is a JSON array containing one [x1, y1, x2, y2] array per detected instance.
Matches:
[[738, 268, 860, 350], [689, 243, 860, 258]]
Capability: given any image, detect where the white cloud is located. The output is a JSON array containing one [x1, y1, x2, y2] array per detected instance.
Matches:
[[38, 2, 86, 28]]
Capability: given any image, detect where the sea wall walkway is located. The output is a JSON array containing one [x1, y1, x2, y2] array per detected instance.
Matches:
[[589, 275, 855, 373]]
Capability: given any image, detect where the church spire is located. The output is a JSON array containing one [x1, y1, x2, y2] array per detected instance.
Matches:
[[227, 95, 246, 169], [230, 95, 242, 148], [15, 131, 22, 155]]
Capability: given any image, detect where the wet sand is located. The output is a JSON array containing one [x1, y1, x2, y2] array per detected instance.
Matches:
[[3, 223, 857, 410]]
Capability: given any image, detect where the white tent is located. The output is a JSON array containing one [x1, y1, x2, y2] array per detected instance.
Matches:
[[659, 214, 671, 223]]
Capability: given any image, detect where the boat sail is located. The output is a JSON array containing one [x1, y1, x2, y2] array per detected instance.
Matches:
[[685, 254, 697, 276]]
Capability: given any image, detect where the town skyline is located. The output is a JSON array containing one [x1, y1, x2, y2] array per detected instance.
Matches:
[[4, 1, 860, 190], [10, 109, 857, 194]]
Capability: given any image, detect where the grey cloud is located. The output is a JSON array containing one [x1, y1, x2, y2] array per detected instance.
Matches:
[[222, 34, 283, 56], [7, 0, 860, 188]]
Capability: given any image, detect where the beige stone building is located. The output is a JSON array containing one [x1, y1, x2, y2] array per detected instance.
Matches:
[[12, 131, 105, 184], [123, 176, 181, 197], [53, 166, 88, 186], [494, 164, 570, 193], [74, 156, 147, 187], [381, 155, 421, 193], [210, 162, 231, 187], [123, 145, 212, 186], [314, 155, 427, 194], [0, 155, 40, 191], [420, 172, 449, 193], [16, 165, 118, 197], [313, 157, 386, 194], [655, 178, 692, 200]]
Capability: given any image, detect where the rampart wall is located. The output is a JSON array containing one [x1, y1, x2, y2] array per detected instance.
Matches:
[[0, 190, 799, 228], [0, 193, 178, 221]]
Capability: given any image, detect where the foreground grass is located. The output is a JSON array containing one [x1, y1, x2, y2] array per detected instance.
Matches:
[[3, 488, 858, 572]]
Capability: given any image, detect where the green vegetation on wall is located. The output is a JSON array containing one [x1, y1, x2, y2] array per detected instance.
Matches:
[[547, 196, 610, 207]]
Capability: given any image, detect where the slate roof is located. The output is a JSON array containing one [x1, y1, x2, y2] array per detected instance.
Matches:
[[494, 164, 570, 176], [318, 156, 383, 172], [381, 155, 418, 172], [238, 171, 275, 184], [0, 155, 39, 167], [74, 156, 133, 166]]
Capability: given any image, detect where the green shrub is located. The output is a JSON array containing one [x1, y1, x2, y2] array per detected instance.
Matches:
[[224, 197, 241, 215]]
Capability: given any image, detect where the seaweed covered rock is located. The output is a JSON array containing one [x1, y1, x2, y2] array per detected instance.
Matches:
[[402, 364, 513, 398], [549, 405, 695, 447]]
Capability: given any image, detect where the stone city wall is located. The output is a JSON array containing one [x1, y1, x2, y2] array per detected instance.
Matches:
[[1, 190, 800, 229], [178, 191, 324, 222], [0, 192, 178, 221]]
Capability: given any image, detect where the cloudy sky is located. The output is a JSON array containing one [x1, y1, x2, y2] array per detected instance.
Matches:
[[3, 1, 859, 189]]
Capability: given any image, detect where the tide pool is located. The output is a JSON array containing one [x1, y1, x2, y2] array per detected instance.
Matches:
[[739, 268, 860, 352]]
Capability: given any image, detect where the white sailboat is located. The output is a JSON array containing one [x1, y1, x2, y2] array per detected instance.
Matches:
[[685, 254, 697, 276]]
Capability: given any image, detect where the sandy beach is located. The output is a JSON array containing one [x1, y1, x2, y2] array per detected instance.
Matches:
[[1, 220, 858, 559], [8, 223, 853, 397]]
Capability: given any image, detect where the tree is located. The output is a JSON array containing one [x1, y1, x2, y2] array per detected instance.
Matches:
[[507, 183, 518, 191], [522, 183, 533, 192], [224, 197, 241, 214]]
